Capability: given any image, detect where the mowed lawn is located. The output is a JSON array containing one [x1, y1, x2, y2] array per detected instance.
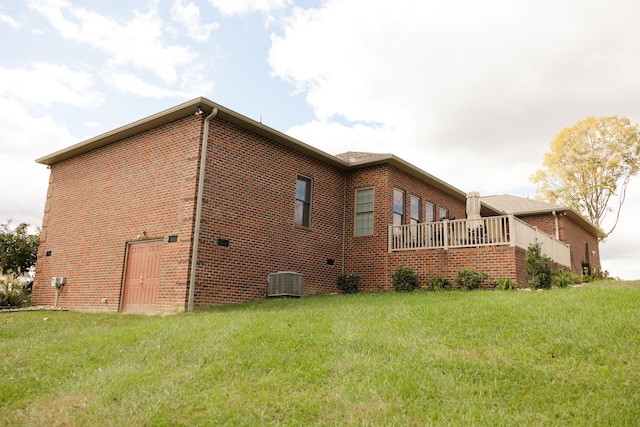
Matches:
[[1, 281, 639, 426]]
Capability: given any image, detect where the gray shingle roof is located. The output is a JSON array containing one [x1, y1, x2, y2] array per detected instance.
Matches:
[[481, 194, 566, 215], [481, 194, 606, 238], [334, 152, 392, 163]]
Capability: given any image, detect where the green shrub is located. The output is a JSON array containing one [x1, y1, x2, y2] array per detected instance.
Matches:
[[582, 261, 591, 278], [336, 273, 361, 294], [423, 276, 452, 291], [392, 265, 420, 292], [0, 273, 31, 307], [552, 269, 580, 288], [493, 277, 518, 290], [526, 243, 552, 290], [453, 268, 488, 291], [591, 267, 610, 281]]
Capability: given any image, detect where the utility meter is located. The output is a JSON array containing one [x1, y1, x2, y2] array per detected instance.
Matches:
[[51, 277, 66, 289]]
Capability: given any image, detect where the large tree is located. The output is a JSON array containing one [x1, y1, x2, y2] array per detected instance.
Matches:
[[0, 221, 39, 274], [531, 115, 640, 238]]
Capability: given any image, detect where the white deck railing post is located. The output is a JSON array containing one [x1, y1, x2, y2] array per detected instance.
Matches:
[[387, 215, 570, 268], [443, 219, 449, 250], [508, 215, 516, 246]]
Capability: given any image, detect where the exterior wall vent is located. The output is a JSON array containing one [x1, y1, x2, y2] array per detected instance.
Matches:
[[267, 271, 304, 297]]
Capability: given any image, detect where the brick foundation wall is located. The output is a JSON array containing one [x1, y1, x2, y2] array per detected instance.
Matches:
[[32, 115, 203, 312], [389, 245, 528, 288], [192, 117, 345, 307]]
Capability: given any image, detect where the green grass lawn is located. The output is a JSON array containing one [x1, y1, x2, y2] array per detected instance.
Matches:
[[2, 281, 639, 426]]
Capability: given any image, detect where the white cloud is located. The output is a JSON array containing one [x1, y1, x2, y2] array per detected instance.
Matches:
[[208, 0, 290, 15], [270, 0, 640, 191], [171, 0, 219, 42], [106, 72, 196, 98], [0, 11, 21, 29], [0, 98, 75, 227], [28, 0, 197, 83], [269, 0, 640, 279], [0, 62, 103, 107], [287, 119, 394, 156]]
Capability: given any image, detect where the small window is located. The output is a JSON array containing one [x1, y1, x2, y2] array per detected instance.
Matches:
[[439, 207, 449, 221], [409, 195, 420, 245], [295, 175, 312, 227], [355, 187, 374, 235], [425, 202, 435, 222], [393, 188, 404, 226], [409, 195, 420, 225]]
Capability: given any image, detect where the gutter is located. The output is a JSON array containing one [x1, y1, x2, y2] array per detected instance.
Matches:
[[187, 107, 218, 312]]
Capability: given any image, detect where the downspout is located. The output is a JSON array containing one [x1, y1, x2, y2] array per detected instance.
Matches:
[[187, 107, 218, 312], [552, 210, 559, 240], [341, 170, 347, 274]]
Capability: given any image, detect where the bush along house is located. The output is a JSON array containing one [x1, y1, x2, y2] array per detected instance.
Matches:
[[31, 97, 605, 313]]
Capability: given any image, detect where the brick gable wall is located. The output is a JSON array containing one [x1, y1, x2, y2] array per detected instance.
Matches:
[[192, 117, 346, 307], [32, 115, 203, 312]]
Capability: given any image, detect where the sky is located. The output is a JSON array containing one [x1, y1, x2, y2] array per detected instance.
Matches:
[[1, 0, 639, 279]]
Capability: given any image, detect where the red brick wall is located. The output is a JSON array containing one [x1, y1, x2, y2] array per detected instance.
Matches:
[[342, 165, 390, 291], [36, 107, 597, 312], [32, 115, 203, 312], [389, 245, 528, 288], [192, 117, 346, 307], [558, 215, 601, 274], [519, 213, 601, 275], [520, 214, 557, 237], [342, 165, 468, 291]]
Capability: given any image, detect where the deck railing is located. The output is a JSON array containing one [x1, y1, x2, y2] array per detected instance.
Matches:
[[388, 215, 571, 267]]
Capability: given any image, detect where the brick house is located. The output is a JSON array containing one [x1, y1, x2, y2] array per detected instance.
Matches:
[[31, 97, 604, 313]]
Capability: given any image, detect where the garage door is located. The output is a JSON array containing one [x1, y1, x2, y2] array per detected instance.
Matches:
[[121, 240, 163, 314]]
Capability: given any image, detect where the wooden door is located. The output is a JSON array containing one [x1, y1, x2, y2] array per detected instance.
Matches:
[[121, 240, 163, 314]]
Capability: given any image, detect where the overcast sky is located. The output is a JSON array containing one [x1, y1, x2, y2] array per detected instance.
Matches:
[[1, 0, 639, 279]]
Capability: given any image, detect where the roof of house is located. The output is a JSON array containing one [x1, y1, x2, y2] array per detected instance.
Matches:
[[481, 194, 566, 215], [335, 152, 391, 163], [35, 97, 346, 169], [35, 97, 468, 202], [481, 194, 606, 238], [335, 151, 467, 201]]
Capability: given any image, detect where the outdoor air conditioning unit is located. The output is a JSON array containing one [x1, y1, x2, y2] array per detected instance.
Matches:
[[267, 271, 304, 297]]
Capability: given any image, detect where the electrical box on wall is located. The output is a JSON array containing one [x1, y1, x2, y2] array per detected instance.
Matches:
[[51, 277, 66, 288]]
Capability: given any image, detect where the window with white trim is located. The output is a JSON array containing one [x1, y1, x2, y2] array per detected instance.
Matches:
[[355, 187, 374, 235], [409, 195, 421, 245], [409, 195, 420, 225], [425, 202, 435, 222], [439, 207, 449, 221], [393, 188, 404, 226]]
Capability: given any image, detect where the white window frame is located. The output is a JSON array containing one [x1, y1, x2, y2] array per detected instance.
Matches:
[[393, 188, 405, 226], [439, 207, 449, 221], [425, 201, 435, 223], [355, 187, 374, 235]]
